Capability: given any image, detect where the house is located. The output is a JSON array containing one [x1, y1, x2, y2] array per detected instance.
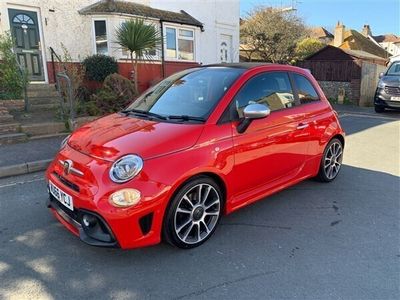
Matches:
[[332, 22, 390, 59], [0, 0, 240, 89], [360, 24, 400, 57], [308, 26, 333, 44]]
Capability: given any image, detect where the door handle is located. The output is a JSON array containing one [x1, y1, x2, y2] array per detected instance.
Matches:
[[297, 123, 309, 130]]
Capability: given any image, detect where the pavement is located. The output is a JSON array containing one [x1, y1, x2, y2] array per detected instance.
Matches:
[[0, 107, 399, 299], [0, 136, 65, 178]]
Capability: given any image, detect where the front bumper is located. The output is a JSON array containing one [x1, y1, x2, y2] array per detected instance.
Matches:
[[374, 87, 400, 110], [47, 194, 119, 247], [45, 145, 171, 249]]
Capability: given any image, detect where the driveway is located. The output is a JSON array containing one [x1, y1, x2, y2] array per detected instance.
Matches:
[[0, 109, 399, 300]]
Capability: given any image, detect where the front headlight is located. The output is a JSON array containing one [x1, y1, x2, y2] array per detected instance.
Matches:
[[109, 154, 143, 183], [60, 135, 70, 149], [109, 189, 141, 207], [377, 80, 385, 89]]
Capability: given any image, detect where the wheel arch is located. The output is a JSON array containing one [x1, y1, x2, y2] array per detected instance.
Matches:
[[331, 133, 345, 148]]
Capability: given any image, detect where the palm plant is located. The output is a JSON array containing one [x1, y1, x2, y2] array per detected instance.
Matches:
[[115, 19, 161, 93]]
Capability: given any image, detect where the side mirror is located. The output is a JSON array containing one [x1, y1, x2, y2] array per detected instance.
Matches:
[[237, 103, 270, 133], [379, 72, 384, 79]]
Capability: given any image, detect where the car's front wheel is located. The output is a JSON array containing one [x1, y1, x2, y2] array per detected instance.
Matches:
[[317, 138, 343, 182], [163, 176, 223, 249]]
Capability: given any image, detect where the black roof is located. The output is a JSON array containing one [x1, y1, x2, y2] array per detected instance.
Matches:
[[203, 63, 271, 69], [79, 0, 203, 28]]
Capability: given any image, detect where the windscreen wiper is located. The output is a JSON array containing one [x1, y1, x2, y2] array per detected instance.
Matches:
[[167, 115, 205, 122], [121, 109, 167, 120]]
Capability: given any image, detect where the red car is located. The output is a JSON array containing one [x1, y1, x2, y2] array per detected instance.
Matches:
[[46, 63, 345, 249]]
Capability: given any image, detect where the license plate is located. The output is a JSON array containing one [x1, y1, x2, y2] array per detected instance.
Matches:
[[49, 180, 74, 211], [390, 96, 400, 101]]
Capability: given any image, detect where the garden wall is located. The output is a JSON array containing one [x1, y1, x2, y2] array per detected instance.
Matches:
[[47, 60, 200, 93]]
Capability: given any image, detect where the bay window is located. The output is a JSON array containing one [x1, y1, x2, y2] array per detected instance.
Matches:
[[165, 26, 195, 61], [93, 19, 108, 55]]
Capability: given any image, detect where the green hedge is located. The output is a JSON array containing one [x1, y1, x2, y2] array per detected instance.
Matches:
[[82, 54, 118, 82]]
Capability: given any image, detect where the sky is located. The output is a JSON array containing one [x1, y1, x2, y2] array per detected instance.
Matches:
[[240, 0, 400, 36]]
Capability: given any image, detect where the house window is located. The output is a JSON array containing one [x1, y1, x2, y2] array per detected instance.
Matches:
[[165, 26, 194, 61], [93, 20, 108, 55]]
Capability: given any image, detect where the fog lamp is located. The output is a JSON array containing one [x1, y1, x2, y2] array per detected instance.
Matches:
[[109, 189, 141, 208]]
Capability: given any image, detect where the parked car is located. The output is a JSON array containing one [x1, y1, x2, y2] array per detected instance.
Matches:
[[375, 61, 400, 113], [46, 63, 345, 249]]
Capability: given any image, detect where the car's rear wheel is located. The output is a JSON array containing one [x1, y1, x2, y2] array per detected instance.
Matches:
[[317, 138, 343, 182], [163, 176, 223, 249], [375, 105, 385, 113]]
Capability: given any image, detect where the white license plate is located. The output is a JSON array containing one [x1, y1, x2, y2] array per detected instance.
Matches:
[[49, 180, 74, 211], [390, 96, 400, 101]]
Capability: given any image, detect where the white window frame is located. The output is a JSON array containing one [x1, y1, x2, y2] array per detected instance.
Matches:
[[92, 18, 110, 55], [164, 24, 196, 62]]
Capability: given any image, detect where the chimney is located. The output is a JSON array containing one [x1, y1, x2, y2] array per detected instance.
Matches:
[[334, 21, 345, 47], [361, 24, 372, 37]]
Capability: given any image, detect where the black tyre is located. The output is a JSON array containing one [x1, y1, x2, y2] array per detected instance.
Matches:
[[316, 138, 343, 182], [375, 105, 385, 113], [163, 176, 223, 249]]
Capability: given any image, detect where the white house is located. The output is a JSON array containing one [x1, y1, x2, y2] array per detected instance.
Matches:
[[0, 0, 240, 88]]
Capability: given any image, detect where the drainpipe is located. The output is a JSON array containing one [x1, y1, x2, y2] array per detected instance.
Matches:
[[160, 20, 166, 78]]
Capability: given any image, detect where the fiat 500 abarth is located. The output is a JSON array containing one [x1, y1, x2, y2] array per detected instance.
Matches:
[[46, 63, 345, 249]]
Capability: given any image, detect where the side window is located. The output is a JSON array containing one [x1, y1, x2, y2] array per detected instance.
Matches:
[[233, 72, 295, 118], [292, 74, 319, 104]]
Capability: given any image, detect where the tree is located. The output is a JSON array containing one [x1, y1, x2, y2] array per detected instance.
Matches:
[[240, 7, 306, 63], [295, 38, 325, 61], [115, 19, 161, 93]]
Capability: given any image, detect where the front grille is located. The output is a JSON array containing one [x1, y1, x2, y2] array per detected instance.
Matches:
[[384, 86, 400, 96], [53, 172, 80, 192]]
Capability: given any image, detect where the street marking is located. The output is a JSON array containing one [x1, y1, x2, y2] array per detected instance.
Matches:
[[0, 177, 44, 189], [339, 112, 400, 121]]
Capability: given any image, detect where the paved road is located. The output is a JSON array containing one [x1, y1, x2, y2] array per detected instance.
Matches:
[[0, 111, 399, 300]]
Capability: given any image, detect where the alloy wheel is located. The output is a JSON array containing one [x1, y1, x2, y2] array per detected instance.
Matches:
[[174, 183, 221, 245], [324, 141, 343, 180]]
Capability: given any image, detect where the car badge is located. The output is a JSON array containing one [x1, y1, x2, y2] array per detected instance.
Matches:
[[63, 160, 73, 175]]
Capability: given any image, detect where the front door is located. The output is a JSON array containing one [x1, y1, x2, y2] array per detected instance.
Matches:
[[220, 34, 232, 63], [8, 9, 44, 81]]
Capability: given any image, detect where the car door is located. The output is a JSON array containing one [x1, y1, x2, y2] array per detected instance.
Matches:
[[229, 71, 312, 202], [290, 72, 334, 159]]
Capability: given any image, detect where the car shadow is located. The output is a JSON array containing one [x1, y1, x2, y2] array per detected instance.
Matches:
[[1, 164, 399, 299]]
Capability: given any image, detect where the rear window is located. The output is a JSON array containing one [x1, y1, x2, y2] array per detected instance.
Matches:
[[292, 74, 319, 104]]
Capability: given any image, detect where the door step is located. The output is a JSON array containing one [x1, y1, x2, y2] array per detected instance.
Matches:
[[0, 133, 28, 145], [0, 123, 21, 134], [21, 122, 67, 136]]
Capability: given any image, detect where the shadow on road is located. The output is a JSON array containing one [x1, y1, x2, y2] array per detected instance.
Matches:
[[1, 164, 399, 299]]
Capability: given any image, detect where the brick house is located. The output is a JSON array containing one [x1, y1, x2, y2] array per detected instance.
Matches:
[[0, 0, 240, 90]]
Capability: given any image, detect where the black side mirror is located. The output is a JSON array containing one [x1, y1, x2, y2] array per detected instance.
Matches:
[[237, 103, 270, 133]]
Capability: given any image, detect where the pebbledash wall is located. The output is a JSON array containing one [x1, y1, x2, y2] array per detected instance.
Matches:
[[0, 0, 240, 90], [318, 81, 359, 103]]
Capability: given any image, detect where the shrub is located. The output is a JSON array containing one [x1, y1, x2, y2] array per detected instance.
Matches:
[[88, 73, 137, 115], [82, 54, 118, 82], [0, 32, 28, 99], [103, 73, 137, 100]]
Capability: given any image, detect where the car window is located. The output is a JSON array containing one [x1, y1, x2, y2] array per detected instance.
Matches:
[[127, 67, 244, 120], [387, 62, 400, 75], [292, 74, 319, 104], [233, 72, 296, 118]]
